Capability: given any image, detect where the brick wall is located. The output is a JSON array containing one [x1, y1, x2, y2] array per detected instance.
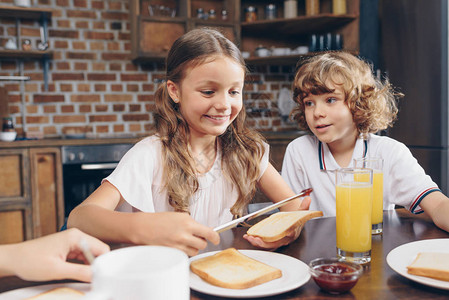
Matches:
[[0, 0, 298, 138]]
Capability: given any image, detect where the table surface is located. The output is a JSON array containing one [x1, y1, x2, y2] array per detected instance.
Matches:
[[1, 209, 449, 299]]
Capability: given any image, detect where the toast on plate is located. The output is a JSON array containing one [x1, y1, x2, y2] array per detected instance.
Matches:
[[190, 248, 282, 289], [246, 210, 323, 242], [25, 287, 84, 300], [407, 252, 449, 281]]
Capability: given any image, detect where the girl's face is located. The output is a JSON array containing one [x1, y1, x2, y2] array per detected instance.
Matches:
[[303, 81, 358, 150], [168, 56, 244, 139]]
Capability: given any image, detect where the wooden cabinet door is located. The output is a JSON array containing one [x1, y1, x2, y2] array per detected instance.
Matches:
[[0, 149, 32, 244], [29, 148, 64, 238]]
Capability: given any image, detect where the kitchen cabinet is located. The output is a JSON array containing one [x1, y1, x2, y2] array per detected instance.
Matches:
[[130, 0, 239, 62], [0, 5, 53, 90], [0, 147, 63, 244], [130, 0, 359, 64]]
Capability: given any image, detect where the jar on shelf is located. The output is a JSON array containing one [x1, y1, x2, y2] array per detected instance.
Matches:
[[306, 0, 320, 16], [265, 4, 277, 20], [2, 117, 15, 132], [196, 8, 204, 19], [221, 9, 228, 21], [209, 9, 217, 20], [333, 0, 347, 15], [284, 0, 298, 18], [245, 6, 257, 22]]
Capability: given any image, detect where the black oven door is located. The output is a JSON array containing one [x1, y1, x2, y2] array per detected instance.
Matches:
[[63, 162, 117, 218]]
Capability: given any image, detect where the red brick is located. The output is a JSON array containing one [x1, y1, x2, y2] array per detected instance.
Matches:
[[101, 12, 128, 20], [54, 40, 69, 48], [90, 42, 104, 50], [111, 85, 123, 92], [26, 116, 50, 124], [110, 63, 122, 71], [129, 124, 142, 132], [49, 29, 79, 39], [102, 53, 130, 60], [104, 94, 132, 102], [61, 105, 74, 113], [85, 31, 114, 40], [87, 73, 116, 81], [129, 104, 141, 112], [92, 63, 106, 71], [79, 105, 92, 113], [96, 125, 108, 133], [142, 84, 155, 91], [34, 94, 65, 103], [108, 2, 123, 11], [27, 105, 38, 114], [60, 84, 73, 92], [67, 52, 97, 60], [75, 21, 89, 29], [138, 94, 153, 102], [123, 114, 149, 121], [54, 115, 86, 123], [113, 124, 124, 132], [77, 84, 90, 92], [75, 62, 88, 71], [70, 94, 100, 102], [107, 42, 120, 51], [89, 115, 117, 122], [113, 104, 125, 112], [52, 73, 84, 81], [43, 126, 57, 135], [95, 105, 108, 112], [57, 20, 71, 28], [21, 27, 40, 37], [127, 84, 139, 92], [94, 84, 106, 92], [74, 0, 87, 8], [120, 74, 147, 81], [73, 41, 86, 50], [67, 10, 97, 19], [92, 1, 104, 9], [93, 22, 105, 30]]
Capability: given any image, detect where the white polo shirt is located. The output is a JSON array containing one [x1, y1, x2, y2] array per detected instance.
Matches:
[[281, 134, 440, 217]]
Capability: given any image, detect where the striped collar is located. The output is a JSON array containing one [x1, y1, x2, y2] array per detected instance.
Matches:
[[318, 138, 368, 171]]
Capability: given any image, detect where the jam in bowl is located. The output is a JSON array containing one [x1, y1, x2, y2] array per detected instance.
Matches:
[[309, 258, 363, 294]]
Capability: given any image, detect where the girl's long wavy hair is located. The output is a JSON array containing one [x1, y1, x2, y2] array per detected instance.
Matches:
[[153, 28, 265, 217], [291, 52, 402, 138]]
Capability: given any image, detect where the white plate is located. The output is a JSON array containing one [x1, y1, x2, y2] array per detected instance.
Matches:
[[0, 282, 90, 299], [386, 238, 449, 290], [189, 249, 310, 298]]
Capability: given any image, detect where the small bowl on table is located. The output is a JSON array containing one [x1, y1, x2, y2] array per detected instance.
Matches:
[[309, 257, 363, 294], [0, 131, 17, 142]]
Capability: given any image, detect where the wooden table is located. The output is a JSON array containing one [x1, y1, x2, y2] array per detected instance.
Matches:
[[0, 209, 448, 299]]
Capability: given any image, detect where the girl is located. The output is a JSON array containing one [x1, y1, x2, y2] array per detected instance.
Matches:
[[282, 52, 449, 232], [68, 29, 310, 256]]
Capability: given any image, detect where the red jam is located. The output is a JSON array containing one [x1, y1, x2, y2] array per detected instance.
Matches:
[[312, 263, 359, 293]]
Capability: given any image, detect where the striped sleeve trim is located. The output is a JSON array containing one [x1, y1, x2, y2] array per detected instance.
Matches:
[[410, 187, 441, 214]]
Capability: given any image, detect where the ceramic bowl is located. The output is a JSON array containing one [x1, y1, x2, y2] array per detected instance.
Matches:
[[309, 258, 363, 294], [0, 131, 17, 142]]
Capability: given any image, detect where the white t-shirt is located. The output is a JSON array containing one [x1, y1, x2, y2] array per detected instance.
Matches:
[[105, 135, 269, 227], [281, 134, 440, 217]]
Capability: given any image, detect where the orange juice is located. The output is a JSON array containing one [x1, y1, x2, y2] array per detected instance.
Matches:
[[336, 182, 372, 253], [355, 171, 383, 225]]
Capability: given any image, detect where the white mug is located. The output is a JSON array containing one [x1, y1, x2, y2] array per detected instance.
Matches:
[[82, 245, 190, 300]]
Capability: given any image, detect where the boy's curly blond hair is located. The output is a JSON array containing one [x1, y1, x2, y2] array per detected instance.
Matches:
[[291, 52, 402, 138]]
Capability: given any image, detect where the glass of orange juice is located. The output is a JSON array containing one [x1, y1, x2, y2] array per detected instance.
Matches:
[[354, 157, 384, 235], [336, 168, 373, 265]]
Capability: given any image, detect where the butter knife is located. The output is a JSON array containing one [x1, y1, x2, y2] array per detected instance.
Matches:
[[213, 188, 313, 234]]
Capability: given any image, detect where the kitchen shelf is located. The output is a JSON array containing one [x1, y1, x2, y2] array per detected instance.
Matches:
[[0, 5, 53, 91], [0, 5, 53, 19], [241, 14, 358, 36], [0, 49, 53, 60], [245, 50, 359, 66]]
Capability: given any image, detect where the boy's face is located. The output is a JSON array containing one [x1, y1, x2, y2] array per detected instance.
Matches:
[[167, 56, 244, 140], [303, 81, 358, 150]]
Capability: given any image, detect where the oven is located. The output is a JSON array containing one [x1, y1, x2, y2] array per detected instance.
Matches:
[[61, 144, 133, 218]]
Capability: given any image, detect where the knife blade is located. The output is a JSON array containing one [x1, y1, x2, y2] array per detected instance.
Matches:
[[213, 188, 313, 234]]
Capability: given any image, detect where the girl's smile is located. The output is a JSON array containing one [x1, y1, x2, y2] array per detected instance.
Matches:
[[167, 55, 244, 139]]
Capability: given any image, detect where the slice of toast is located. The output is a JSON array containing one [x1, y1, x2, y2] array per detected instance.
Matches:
[[247, 210, 323, 242], [407, 252, 449, 281], [190, 248, 282, 289], [25, 287, 84, 300]]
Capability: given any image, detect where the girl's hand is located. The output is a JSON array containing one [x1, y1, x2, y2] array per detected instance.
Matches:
[[130, 212, 220, 257], [1, 228, 110, 282], [243, 223, 304, 251]]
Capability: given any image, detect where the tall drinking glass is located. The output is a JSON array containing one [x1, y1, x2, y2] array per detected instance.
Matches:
[[336, 168, 373, 265], [354, 157, 384, 234]]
